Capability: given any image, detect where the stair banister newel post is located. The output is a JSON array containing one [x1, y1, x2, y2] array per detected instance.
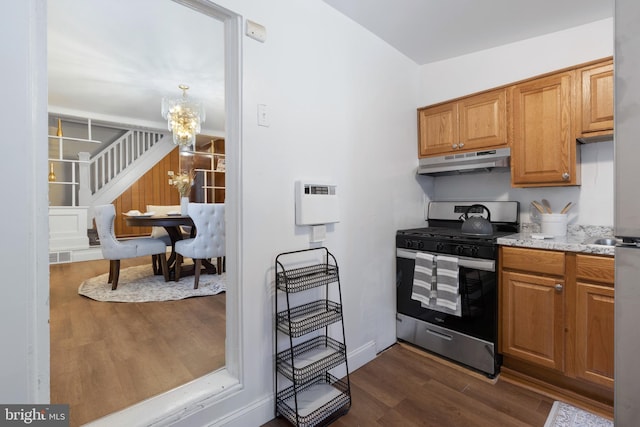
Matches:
[[78, 152, 91, 208]]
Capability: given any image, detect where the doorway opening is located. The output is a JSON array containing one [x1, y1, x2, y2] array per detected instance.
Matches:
[[46, 0, 242, 424]]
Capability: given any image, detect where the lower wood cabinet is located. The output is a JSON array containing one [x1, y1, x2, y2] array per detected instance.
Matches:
[[499, 247, 614, 400], [501, 270, 565, 371], [574, 254, 615, 389]]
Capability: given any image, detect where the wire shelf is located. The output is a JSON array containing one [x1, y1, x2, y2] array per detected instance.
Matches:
[[276, 373, 351, 427], [277, 300, 342, 338], [277, 335, 346, 383], [276, 263, 339, 293]]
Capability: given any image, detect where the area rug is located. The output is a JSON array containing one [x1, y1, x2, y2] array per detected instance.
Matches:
[[544, 401, 613, 427], [78, 264, 226, 302]]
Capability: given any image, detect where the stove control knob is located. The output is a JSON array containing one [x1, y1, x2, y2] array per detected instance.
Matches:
[[436, 242, 444, 252], [471, 246, 479, 256], [417, 241, 424, 249], [455, 245, 464, 255], [406, 240, 413, 248]]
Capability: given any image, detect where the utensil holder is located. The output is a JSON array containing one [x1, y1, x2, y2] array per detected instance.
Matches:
[[541, 213, 568, 236]]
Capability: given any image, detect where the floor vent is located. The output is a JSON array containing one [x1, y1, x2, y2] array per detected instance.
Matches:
[[49, 251, 72, 264]]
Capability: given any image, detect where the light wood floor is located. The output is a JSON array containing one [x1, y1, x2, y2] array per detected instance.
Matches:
[[263, 344, 557, 427], [49, 257, 226, 427]]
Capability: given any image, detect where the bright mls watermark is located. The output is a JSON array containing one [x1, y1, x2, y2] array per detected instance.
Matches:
[[1, 405, 69, 426]]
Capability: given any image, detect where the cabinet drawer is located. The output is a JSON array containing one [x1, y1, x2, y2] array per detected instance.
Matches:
[[501, 247, 565, 276], [576, 254, 614, 285]]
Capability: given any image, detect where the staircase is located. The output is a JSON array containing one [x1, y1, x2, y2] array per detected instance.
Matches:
[[49, 124, 174, 263], [84, 129, 173, 207]]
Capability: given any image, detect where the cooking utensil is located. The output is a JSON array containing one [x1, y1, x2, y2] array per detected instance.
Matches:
[[541, 199, 553, 214], [560, 202, 573, 214], [531, 200, 545, 214], [461, 204, 493, 236]]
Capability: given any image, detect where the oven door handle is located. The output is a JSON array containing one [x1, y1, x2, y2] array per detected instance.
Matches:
[[396, 248, 495, 272]]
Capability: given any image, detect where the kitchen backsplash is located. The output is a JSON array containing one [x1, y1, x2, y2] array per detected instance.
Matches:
[[428, 141, 614, 227]]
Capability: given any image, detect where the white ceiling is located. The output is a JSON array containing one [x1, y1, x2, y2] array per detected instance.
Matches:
[[322, 0, 614, 65], [48, 0, 225, 135], [48, 0, 614, 135]]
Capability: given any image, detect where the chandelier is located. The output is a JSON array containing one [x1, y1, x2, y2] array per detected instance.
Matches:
[[161, 84, 206, 147]]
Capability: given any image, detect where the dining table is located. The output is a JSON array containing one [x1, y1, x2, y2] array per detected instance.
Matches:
[[124, 214, 218, 280]]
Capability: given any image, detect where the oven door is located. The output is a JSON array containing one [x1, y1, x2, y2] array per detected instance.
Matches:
[[396, 248, 497, 343]]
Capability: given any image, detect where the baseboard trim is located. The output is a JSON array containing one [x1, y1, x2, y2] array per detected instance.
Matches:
[[70, 247, 103, 262], [347, 339, 378, 372], [500, 367, 613, 420], [203, 340, 378, 427]]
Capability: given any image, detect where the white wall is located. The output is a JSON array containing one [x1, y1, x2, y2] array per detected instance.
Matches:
[[177, 1, 429, 424], [4, 1, 617, 426], [208, 2, 426, 423], [419, 19, 615, 227], [2, 0, 428, 424], [0, 0, 49, 403]]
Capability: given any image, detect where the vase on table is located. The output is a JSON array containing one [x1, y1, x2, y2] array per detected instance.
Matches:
[[181, 197, 189, 215]]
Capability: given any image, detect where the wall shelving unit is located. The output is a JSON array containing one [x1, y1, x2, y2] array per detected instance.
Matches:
[[274, 247, 351, 427], [48, 116, 100, 206], [187, 138, 225, 203]]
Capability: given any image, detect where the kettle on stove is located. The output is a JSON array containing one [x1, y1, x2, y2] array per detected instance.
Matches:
[[460, 204, 493, 236]]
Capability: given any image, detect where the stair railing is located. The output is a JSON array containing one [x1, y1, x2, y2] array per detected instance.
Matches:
[[89, 129, 163, 194]]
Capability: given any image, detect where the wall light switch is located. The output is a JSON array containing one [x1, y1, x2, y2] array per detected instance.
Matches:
[[246, 20, 266, 43], [257, 104, 269, 127]]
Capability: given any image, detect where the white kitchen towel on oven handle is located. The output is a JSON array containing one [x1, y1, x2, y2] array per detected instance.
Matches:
[[435, 255, 460, 313], [411, 252, 435, 306]]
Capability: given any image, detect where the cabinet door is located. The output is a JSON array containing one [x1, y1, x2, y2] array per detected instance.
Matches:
[[418, 102, 458, 157], [459, 89, 507, 151], [575, 282, 614, 389], [510, 71, 578, 187], [501, 270, 565, 371], [577, 60, 613, 137]]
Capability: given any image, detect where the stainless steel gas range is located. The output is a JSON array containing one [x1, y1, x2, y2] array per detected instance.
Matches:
[[396, 201, 519, 377]]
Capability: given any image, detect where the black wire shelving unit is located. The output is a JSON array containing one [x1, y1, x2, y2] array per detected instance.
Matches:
[[274, 247, 351, 427]]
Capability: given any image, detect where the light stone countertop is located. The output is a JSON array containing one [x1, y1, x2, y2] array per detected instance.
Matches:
[[497, 224, 616, 256]]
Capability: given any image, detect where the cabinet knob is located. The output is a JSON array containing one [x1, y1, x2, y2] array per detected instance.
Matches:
[[459, 142, 465, 148], [555, 284, 563, 292], [562, 172, 570, 181], [452, 144, 458, 149]]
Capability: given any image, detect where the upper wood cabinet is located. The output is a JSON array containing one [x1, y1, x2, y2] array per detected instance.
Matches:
[[418, 89, 507, 157], [418, 102, 457, 156], [416, 57, 613, 187], [576, 59, 614, 140], [510, 71, 579, 187]]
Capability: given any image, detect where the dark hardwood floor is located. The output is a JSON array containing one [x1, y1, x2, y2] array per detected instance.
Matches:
[[49, 257, 225, 427], [263, 344, 557, 427], [52, 260, 609, 427]]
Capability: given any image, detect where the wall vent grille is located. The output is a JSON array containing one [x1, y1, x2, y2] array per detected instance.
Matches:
[[49, 251, 72, 264]]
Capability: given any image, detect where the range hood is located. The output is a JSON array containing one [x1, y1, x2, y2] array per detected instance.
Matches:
[[418, 147, 510, 176]]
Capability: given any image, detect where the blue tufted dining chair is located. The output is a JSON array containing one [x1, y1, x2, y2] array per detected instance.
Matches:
[[175, 203, 225, 289], [93, 204, 169, 290]]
